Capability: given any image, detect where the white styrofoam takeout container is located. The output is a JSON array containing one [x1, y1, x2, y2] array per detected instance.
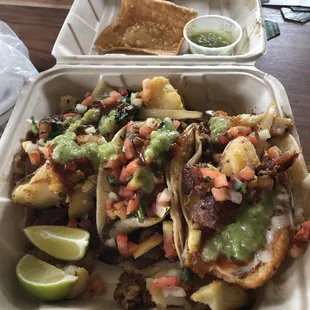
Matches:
[[52, 0, 267, 65], [0, 65, 309, 310]]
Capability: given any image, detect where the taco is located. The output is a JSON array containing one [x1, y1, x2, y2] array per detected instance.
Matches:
[[176, 103, 309, 289], [96, 117, 198, 269]]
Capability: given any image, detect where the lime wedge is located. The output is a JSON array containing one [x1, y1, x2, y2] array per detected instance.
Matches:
[[24, 226, 90, 261], [16, 254, 77, 301]]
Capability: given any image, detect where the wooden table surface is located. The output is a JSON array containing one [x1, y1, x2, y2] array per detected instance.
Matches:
[[0, 3, 309, 167]]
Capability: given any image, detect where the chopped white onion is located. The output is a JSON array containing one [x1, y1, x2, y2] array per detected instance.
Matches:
[[228, 190, 242, 204], [98, 136, 107, 145], [302, 173, 310, 189], [257, 128, 271, 141], [109, 192, 120, 201], [25, 143, 38, 154], [75, 103, 87, 113], [154, 205, 170, 218], [145, 118, 157, 128], [162, 287, 186, 298], [256, 250, 272, 263], [157, 188, 171, 205], [130, 92, 137, 100], [85, 126, 96, 135], [131, 98, 143, 107], [104, 238, 116, 248], [37, 139, 45, 146]]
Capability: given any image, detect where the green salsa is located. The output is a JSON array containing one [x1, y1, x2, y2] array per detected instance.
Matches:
[[190, 31, 232, 48], [66, 108, 101, 133], [47, 132, 99, 166], [130, 166, 154, 193], [98, 110, 118, 136], [202, 192, 273, 262], [47, 132, 119, 166], [144, 118, 179, 163], [208, 115, 231, 142]]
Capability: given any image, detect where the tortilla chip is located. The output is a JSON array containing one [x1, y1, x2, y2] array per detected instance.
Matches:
[[94, 0, 197, 55]]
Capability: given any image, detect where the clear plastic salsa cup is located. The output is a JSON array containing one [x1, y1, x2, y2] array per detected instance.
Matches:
[[183, 15, 243, 56]]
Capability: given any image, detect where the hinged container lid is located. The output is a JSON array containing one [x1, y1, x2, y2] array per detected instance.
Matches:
[[52, 0, 267, 66]]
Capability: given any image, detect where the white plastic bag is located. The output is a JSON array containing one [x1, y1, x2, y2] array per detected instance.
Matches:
[[0, 21, 38, 136]]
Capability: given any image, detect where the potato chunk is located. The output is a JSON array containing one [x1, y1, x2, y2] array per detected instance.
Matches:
[[220, 136, 260, 177], [11, 163, 62, 208], [191, 280, 249, 310]]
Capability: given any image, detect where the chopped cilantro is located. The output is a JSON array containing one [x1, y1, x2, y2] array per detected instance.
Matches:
[[107, 175, 123, 187], [137, 197, 147, 223], [204, 176, 211, 183]]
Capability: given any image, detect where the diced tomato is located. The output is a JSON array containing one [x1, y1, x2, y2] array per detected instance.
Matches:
[[63, 112, 78, 120], [105, 198, 115, 210], [118, 87, 128, 96], [149, 282, 161, 296], [219, 135, 229, 145], [170, 143, 182, 158], [81, 96, 96, 107], [67, 219, 78, 228], [238, 166, 255, 181], [116, 234, 129, 256], [156, 188, 171, 206], [128, 241, 139, 256], [104, 153, 125, 170], [124, 138, 137, 160], [211, 187, 230, 202], [139, 125, 153, 138], [154, 276, 179, 288], [215, 110, 228, 116], [109, 91, 122, 100], [173, 120, 181, 129], [101, 96, 118, 105], [294, 221, 310, 242], [114, 201, 127, 219], [118, 186, 135, 200], [127, 195, 139, 214], [227, 127, 239, 138], [214, 174, 228, 188], [248, 132, 258, 145], [200, 168, 221, 179], [64, 161, 77, 172], [267, 146, 281, 159], [119, 167, 131, 184], [125, 158, 140, 174], [28, 152, 41, 166]]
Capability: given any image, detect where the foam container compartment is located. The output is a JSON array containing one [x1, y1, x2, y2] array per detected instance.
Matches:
[[0, 65, 309, 310], [52, 0, 267, 65]]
